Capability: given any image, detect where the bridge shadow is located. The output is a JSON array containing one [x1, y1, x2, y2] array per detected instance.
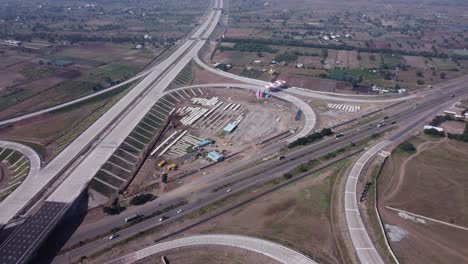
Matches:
[[32, 190, 89, 264]]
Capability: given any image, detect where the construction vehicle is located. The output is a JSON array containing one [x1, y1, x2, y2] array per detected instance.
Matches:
[[157, 160, 167, 168], [167, 163, 177, 171]]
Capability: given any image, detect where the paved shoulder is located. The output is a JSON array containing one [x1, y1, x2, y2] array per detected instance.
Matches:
[[344, 140, 391, 264], [106, 234, 317, 264]]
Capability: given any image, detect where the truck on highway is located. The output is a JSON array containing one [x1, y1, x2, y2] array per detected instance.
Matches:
[[125, 214, 143, 223]]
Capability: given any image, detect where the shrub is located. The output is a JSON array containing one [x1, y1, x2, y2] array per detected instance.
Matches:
[[400, 142, 416, 152], [130, 193, 155, 206], [424, 128, 445, 137]]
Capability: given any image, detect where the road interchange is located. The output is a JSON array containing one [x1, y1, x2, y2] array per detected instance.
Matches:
[[0, 0, 468, 262], [51, 78, 468, 263]]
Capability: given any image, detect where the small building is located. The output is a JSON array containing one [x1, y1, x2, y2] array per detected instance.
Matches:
[[424, 125, 444, 132], [207, 151, 224, 162], [196, 139, 213, 148], [223, 123, 237, 133]]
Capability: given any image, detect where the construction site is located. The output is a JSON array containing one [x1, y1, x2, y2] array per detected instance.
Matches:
[[87, 86, 301, 207]]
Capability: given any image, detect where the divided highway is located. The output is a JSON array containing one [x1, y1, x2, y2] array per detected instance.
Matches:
[[344, 83, 468, 264], [0, 0, 223, 226], [54, 79, 468, 263], [0, 1, 225, 264]]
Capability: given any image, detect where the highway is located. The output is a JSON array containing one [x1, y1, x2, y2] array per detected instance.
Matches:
[[52, 78, 468, 263], [0, 0, 467, 262], [106, 234, 317, 264], [344, 84, 467, 264], [0, 1, 225, 263], [0, 0, 223, 226]]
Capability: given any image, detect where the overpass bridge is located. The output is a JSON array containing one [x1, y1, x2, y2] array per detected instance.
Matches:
[[0, 0, 223, 263]]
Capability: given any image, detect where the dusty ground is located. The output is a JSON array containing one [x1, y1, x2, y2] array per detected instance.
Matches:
[[135, 246, 279, 264], [378, 135, 468, 264], [440, 121, 466, 134], [127, 87, 299, 197], [86, 161, 348, 264], [304, 97, 393, 129], [185, 165, 346, 264]]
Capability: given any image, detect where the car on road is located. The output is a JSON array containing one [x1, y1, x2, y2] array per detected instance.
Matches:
[[377, 123, 386, 128], [109, 233, 119, 240], [159, 216, 168, 222], [335, 133, 344, 139], [177, 209, 183, 214], [277, 155, 286, 160], [226, 188, 232, 193]]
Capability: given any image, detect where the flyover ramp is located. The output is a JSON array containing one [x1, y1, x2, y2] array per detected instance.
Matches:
[[193, 57, 413, 103], [0, 0, 222, 226], [106, 234, 317, 264]]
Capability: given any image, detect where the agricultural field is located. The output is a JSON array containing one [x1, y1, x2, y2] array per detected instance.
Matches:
[[0, 85, 130, 162], [378, 135, 468, 264], [0, 0, 208, 118], [210, 0, 468, 92]]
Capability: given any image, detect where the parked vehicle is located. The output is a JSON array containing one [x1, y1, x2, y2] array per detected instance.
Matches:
[[109, 233, 119, 240]]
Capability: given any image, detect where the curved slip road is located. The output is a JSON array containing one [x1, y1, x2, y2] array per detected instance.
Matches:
[[344, 140, 391, 264], [0, 141, 41, 203], [105, 234, 317, 264], [0, 141, 41, 176], [193, 57, 414, 103], [0, 0, 224, 225]]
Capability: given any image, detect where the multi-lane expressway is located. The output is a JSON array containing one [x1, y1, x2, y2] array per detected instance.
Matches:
[[0, 0, 467, 262], [51, 79, 468, 263], [0, 0, 224, 263]]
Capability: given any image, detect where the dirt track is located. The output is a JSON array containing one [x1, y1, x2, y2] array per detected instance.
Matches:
[[378, 136, 468, 264]]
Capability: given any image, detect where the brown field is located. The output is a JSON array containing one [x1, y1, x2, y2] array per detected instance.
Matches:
[[440, 121, 466, 134], [358, 52, 382, 69], [213, 50, 268, 66], [0, 69, 26, 88], [403, 56, 427, 68], [53, 43, 135, 63], [378, 136, 468, 264], [188, 166, 345, 264], [297, 56, 323, 68], [225, 28, 258, 38], [0, 89, 126, 161]]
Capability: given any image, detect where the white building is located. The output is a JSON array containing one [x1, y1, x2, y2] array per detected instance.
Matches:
[[424, 125, 444, 132]]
